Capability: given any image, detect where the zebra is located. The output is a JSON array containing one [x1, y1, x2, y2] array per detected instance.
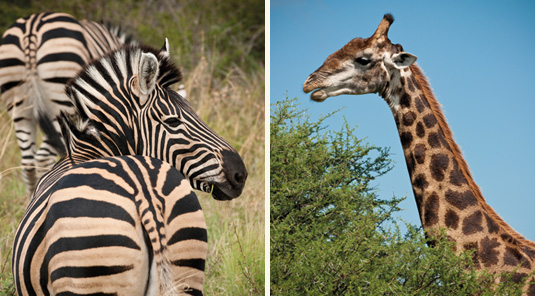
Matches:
[[12, 41, 248, 295], [0, 12, 133, 196]]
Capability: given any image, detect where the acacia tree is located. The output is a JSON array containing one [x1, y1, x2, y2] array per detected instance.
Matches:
[[270, 97, 524, 295]]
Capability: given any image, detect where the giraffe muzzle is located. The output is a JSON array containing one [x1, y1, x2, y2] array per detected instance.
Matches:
[[303, 75, 328, 102]]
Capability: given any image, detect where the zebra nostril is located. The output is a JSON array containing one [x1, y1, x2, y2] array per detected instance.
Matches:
[[234, 171, 247, 186], [221, 149, 248, 191]]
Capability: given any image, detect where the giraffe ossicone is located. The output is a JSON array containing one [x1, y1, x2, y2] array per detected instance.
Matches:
[[304, 14, 535, 293]]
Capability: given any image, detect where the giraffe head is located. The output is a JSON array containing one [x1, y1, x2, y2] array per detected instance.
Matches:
[[303, 14, 417, 102]]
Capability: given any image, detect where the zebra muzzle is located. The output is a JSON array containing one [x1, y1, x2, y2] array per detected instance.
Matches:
[[211, 149, 248, 201]]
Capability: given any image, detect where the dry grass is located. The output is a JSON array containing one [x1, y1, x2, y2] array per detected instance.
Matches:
[[188, 48, 265, 295]]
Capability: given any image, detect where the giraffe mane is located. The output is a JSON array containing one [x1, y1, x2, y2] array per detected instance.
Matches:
[[409, 64, 535, 249]]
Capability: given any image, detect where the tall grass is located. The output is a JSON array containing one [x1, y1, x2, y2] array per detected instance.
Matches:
[[0, 1, 264, 295]]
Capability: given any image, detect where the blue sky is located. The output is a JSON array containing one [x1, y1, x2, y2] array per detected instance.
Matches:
[[270, 1, 535, 240]]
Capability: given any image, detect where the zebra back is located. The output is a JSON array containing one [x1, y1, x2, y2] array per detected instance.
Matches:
[[13, 155, 207, 295], [80, 19, 135, 60]]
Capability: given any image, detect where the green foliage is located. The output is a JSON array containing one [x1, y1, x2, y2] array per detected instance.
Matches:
[[270, 97, 525, 295]]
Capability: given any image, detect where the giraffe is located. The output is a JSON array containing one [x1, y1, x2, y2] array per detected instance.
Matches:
[[303, 14, 535, 293]]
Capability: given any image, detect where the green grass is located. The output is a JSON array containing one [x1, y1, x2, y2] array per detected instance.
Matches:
[[0, 1, 264, 295], [0, 109, 25, 295]]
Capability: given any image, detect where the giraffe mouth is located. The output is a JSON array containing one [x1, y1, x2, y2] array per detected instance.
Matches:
[[304, 75, 328, 102], [310, 88, 328, 102], [309, 86, 357, 102]]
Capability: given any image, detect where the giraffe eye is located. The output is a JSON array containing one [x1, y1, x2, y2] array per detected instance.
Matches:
[[355, 57, 371, 66]]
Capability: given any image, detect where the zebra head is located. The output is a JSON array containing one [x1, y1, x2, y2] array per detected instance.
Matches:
[[62, 40, 247, 200]]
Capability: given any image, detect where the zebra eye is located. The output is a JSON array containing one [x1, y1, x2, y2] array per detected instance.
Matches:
[[163, 117, 181, 128], [355, 57, 371, 66]]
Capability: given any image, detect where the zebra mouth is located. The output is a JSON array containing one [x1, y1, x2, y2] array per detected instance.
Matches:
[[210, 181, 245, 201], [207, 149, 247, 201]]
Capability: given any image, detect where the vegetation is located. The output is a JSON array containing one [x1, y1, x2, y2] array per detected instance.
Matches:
[[0, 1, 264, 295], [270, 98, 525, 295]]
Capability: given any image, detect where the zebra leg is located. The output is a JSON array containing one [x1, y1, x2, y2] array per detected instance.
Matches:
[[126, 156, 207, 295], [35, 142, 58, 180], [13, 105, 38, 197], [156, 165, 207, 296], [164, 193, 207, 296], [35, 130, 61, 181]]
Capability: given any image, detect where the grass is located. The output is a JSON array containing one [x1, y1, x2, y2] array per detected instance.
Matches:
[[0, 1, 264, 295], [0, 109, 26, 295]]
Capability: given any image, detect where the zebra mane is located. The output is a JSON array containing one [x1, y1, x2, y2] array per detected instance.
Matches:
[[61, 43, 182, 151], [101, 21, 137, 45]]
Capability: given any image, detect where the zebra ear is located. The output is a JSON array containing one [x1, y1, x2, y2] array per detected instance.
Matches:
[[159, 38, 170, 59], [138, 52, 159, 105]]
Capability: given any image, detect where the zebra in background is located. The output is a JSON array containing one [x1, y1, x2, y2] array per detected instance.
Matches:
[[0, 12, 133, 196], [13, 40, 247, 295]]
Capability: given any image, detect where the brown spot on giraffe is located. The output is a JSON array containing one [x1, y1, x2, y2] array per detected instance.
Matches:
[[415, 122, 425, 138], [449, 159, 467, 186], [479, 237, 500, 267], [399, 93, 411, 108], [422, 114, 437, 128], [464, 241, 480, 268], [430, 153, 449, 181], [424, 192, 439, 226], [484, 213, 500, 234], [528, 282, 535, 295], [462, 210, 483, 235], [504, 246, 530, 268], [427, 132, 442, 148], [414, 95, 426, 113], [511, 272, 529, 284], [414, 144, 426, 164], [400, 132, 413, 149], [444, 189, 478, 211], [413, 174, 429, 191], [402, 111, 417, 126], [445, 209, 459, 229], [406, 77, 415, 92]]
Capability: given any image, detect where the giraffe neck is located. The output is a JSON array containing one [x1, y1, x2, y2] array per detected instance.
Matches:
[[384, 64, 535, 274]]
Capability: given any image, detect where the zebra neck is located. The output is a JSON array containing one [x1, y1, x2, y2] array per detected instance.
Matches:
[[67, 137, 117, 164]]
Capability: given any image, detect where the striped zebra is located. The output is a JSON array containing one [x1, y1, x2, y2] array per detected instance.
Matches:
[[0, 12, 133, 196], [12, 41, 247, 295]]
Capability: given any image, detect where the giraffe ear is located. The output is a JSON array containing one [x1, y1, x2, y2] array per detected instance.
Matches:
[[387, 52, 417, 69]]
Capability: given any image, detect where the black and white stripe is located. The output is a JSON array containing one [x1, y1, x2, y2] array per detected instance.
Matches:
[[14, 155, 207, 295], [13, 41, 247, 295], [62, 41, 247, 200], [0, 12, 131, 195]]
